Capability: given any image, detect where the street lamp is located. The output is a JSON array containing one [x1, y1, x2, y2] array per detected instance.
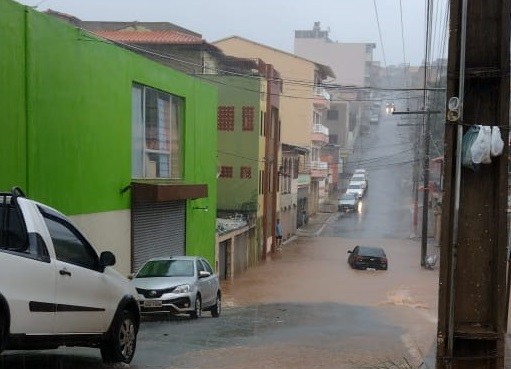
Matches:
[[385, 102, 395, 115]]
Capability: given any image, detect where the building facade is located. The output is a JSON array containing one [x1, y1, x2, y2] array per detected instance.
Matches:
[[1, 0, 217, 275], [213, 36, 334, 223], [69, 20, 284, 271], [294, 22, 377, 188]]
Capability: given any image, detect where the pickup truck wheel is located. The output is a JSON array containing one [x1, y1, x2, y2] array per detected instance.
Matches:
[[100, 310, 137, 364], [211, 293, 221, 318]]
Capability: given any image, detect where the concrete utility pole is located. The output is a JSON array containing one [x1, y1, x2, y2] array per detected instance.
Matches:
[[436, 0, 509, 368]]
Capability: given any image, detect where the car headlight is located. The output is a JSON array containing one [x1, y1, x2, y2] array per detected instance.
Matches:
[[173, 284, 191, 294]]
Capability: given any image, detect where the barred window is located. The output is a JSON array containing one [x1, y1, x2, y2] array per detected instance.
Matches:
[[240, 166, 252, 179], [219, 166, 233, 178], [242, 107, 255, 131], [217, 106, 235, 131]]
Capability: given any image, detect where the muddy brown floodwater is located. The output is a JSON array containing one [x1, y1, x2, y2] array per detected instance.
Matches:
[[172, 235, 440, 369]]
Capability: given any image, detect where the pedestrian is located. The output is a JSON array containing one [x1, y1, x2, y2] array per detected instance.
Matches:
[[275, 219, 283, 248]]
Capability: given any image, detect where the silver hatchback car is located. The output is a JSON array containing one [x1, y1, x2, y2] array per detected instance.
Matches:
[[131, 256, 221, 319]]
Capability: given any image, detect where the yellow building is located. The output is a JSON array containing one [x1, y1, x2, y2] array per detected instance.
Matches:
[[213, 36, 334, 225]]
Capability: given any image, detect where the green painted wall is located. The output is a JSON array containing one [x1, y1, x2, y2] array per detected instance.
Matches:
[[207, 75, 261, 212], [0, 0, 217, 264], [0, 0, 27, 190]]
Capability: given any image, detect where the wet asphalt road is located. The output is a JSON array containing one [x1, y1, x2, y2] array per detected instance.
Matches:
[[0, 116, 440, 368], [323, 115, 415, 239]]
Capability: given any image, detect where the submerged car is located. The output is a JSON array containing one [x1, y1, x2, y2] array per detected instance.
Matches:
[[348, 246, 388, 270], [132, 256, 221, 319]]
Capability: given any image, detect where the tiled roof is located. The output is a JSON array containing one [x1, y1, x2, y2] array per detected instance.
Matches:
[[93, 30, 204, 45]]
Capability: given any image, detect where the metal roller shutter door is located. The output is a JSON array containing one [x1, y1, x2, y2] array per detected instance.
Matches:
[[234, 232, 248, 275], [132, 201, 186, 272]]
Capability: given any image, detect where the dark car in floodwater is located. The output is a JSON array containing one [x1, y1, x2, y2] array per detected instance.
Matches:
[[347, 246, 388, 270]]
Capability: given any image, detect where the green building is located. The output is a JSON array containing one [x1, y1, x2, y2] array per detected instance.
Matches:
[[0, 0, 217, 274]]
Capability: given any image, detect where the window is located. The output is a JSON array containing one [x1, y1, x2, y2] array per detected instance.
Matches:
[[132, 84, 183, 179], [196, 259, 205, 274], [0, 202, 28, 253], [201, 259, 214, 274], [219, 166, 233, 178], [240, 166, 252, 179], [242, 107, 255, 131], [217, 106, 235, 131], [0, 201, 48, 261], [43, 215, 99, 270], [327, 109, 339, 120]]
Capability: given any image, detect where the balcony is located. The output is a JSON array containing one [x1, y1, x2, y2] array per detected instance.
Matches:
[[312, 124, 329, 145], [310, 160, 328, 179], [313, 87, 331, 110]]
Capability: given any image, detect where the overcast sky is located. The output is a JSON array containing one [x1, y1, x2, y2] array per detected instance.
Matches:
[[16, 0, 449, 67]]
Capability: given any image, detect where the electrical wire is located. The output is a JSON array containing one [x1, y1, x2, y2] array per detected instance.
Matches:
[[79, 29, 445, 98], [372, 0, 390, 85], [398, 0, 407, 66]]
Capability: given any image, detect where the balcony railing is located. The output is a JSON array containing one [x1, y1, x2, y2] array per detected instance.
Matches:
[[314, 87, 331, 101], [310, 160, 328, 179], [313, 87, 331, 110], [311, 161, 328, 170], [313, 124, 329, 136]]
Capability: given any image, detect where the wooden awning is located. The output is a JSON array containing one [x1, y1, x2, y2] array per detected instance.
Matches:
[[131, 182, 208, 203]]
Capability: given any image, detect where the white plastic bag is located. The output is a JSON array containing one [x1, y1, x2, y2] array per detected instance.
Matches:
[[470, 125, 492, 164], [490, 126, 504, 157]]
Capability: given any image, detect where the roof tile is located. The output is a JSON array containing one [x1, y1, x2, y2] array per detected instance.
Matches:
[[93, 30, 204, 45]]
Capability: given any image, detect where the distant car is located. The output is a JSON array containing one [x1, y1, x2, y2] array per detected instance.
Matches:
[[348, 246, 388, 270], [354, 169, 367, 177], [346, 181, 365, 198], [132, 256, 221, 319], [351, 174, 367, 189], [338, 193, 358, 213]]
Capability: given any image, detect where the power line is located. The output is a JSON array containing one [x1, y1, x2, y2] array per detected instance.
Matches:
[[80, 28, 445, 97], [398, 0, 407, 65], [373, 0, 390, 85]]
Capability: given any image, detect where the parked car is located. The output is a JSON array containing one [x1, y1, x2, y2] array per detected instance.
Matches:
[[346, 181, 365, 198], [348, 246, 388, 270], [351, 174, 367, 189], [0, 187, 140, 364], [338, 193, 359, 213], [354, 168, 367, 177], [132, 256, 221, 319]]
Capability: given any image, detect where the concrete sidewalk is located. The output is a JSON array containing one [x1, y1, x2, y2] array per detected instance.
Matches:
[[282, 212, 336, 246]]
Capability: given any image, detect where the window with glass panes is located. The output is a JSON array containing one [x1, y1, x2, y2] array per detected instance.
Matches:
[[132, 84, 183, 179]]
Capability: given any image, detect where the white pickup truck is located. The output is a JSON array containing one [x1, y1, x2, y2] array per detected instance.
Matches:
[[0, 187, 140, 363]]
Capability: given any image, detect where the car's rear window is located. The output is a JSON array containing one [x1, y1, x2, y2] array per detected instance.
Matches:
[[348, 184, 362, 189], [359, 247, 385, 257], [341, 194, 356, 200]]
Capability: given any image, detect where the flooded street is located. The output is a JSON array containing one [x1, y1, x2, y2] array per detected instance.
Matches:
[[0, 116, 442, 369], [211, 234, 439, 369]]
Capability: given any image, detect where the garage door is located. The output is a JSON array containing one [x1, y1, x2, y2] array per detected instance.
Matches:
[[132, 201, 186, 272]]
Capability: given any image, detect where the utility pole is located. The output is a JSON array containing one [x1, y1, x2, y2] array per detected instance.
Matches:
[[420, 111, 430, 267], [436, 1, 509, 369]]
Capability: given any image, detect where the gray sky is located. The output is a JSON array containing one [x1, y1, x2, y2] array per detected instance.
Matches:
[[16, 0, 449, 67]]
